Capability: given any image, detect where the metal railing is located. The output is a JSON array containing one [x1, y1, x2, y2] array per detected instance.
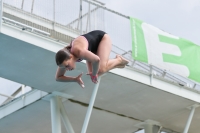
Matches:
[[2, 17, 50, 36], [0, 84, 32, 106], [0, 0, 3, 32], [1, 0, 200, 93]]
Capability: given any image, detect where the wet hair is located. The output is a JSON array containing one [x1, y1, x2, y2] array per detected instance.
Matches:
[[55, 45, 71, 65]]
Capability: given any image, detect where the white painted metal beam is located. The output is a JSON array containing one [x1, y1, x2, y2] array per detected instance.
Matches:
[[79, 0, 83, 35], [3, 4, 79, 38], [81, 76, 102, 133], [0, 93, 14, 99], [110, 68, 200, 103], [31, 0, 35, 13], [0, 90, 48, 119], [43, 91, 73, 101], [135, 120, 161, 133], [50, 96, 62, 133], [0, 0, 3, 32], [60, 100, 75, 133], [1, 22, 65, 53], [43, 92, 75, 133], [2, 17, 50, 36], [183, 104, 200, 133]]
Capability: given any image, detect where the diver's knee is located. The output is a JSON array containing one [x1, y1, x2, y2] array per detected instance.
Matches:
[[98, 67, 107, 75]]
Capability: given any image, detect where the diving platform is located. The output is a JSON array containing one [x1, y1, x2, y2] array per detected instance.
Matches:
[[1, 1, 200, 133]]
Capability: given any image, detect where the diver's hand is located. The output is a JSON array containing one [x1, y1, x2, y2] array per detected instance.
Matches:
[[87, 73, 98, 84], [75, 73, 84, 88]]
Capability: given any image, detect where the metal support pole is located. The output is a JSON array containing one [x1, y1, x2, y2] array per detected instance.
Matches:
[[86, 0, 91, 32], [145, 124, 153, 133], [80, 0, 83, 35], [88, 1, 91, 31], [0, 0, 3, 33], [50, 96, 61, 133], [0, 93, 14, 99], [102, 5, 105, 31], [183, 106, 196, 133], [94, 8, 96, 30], [150, 65, 153, 85], [81, 76, 102, 133], [59, 100, 75, 133], [21, 85, 25, 95], [52, 0, 55, 30], [21, 0, 24, 9], [21, 85, 25, 106], [144, 124, 160, 133], [31, 0, 35, 14]]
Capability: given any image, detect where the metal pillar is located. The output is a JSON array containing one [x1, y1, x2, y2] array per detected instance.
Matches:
[[145, 124, 153, 133], [79, 0, 83, 35], [0, 93, 14, 99], [81, 76, 102, 133], [50, 96, 62, 133], [183, 104, 199, 133], [150, 65, 153, 85], [94, 8, 96, 30], [144, 124, 160, 133], [102, 4, 105, 31], [59, 100, 75, 133], [135, 120, 161, 133], [86, 0, 91, 32], [52, 0, 55, 30], [21, 0, 24, 9], [21, 85, 25, 95], [31, 0, 35, 14], [43, 92, 74, 133], [88, 1, 91, 32], [0, 0, 3, 33]]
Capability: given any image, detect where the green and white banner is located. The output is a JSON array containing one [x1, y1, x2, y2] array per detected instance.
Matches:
[[130, 17, 200, 83]]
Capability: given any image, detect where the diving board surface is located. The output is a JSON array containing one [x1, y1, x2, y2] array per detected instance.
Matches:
[[1, 28, 200, 133]]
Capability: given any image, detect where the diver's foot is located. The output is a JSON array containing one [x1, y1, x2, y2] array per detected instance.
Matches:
[[117, 55, 129, 65], [115, 55, 129, 68], [115, 65, 125, 68]]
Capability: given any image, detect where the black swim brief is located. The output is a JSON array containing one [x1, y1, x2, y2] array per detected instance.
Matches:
[[81, 30, 106, 53]]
